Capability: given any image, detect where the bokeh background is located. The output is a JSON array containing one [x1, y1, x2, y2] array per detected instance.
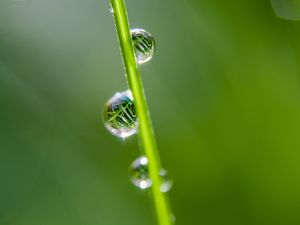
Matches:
[[1, 0, 300, 225]]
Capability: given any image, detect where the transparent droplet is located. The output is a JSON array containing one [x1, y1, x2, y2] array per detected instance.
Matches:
[[159, 169, 173, 193], [103, 90, 138, 138], [170, 214, 176, 224], [271, 0, 300, 21], [109, 4, 114, 13], [131, 28, 155, 64], [129, 156, 173, 192], [129, 156, 152, 190]]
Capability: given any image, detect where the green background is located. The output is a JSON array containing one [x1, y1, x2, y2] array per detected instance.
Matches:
[[1, 0, 300, 225]]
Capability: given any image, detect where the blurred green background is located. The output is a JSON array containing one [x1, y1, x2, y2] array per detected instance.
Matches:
[[1, 0, 300, 225]]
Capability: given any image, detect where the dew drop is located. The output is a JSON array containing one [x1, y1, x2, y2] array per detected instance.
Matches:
[[159, 168, 173, 193], [271, 0, 300, 21], [129, 156, 152, 190], [170, 214, 176, 224], [103, 90, 138, 138], [131, 28, 155, 64], [109, 4, 114, 13], [129, 156, 173, 192]]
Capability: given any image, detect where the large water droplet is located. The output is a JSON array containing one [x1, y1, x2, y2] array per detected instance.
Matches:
[[131, 28, 155, 65], [129, 156, 173, 192], [103, 90, 138, 138]]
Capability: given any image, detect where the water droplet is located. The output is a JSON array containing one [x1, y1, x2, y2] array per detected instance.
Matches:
[[159, 169, 173, 193], [129, 156, 173, 192], [103, 90, 138, 138], [109, 4, 114, 13], [131, 28, 155, 64], [129, 156, 152, 190], [170, 214, 176, 224], [271, 0, 300, 21]]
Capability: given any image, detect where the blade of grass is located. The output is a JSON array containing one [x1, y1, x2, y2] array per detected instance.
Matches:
[[109, 1, 173, 225]]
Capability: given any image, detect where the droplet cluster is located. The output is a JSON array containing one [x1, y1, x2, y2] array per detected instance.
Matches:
[[103, 28, 155, 138], [103, 6, 172, 200]]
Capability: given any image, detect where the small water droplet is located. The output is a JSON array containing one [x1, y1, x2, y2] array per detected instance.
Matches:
[[159, 169, 173, 193], [170, 214, 176, 224], [129, 156, 173, 192], [109, 4, 114, 13], [129, 156, 152, 189], [103, 90, 138, 138], [131, 28, 155, 64]]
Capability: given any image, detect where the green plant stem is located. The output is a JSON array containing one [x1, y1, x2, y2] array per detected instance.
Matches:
[[110, 1, 172, 225]]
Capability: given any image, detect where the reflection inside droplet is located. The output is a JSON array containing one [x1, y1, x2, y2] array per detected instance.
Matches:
[[103, 90, 138, 138], [131, 28, 155, 64]]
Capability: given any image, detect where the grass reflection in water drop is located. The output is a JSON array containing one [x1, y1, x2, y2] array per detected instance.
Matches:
[[103, 90, 137, 138]]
